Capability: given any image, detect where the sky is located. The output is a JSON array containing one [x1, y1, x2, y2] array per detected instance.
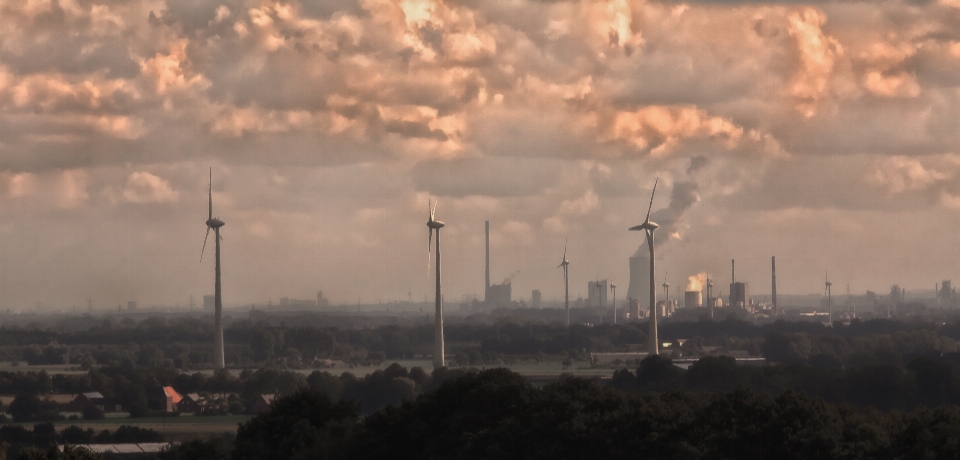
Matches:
[[1, 0, 960, 310]]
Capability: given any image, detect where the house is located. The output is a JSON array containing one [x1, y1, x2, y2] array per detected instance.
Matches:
[[66, 392, 120, 412], [160, 386, 182, 412], [43, 394, 76, 409], [176, 393, 205, 413], [251, 394, 275, 413]]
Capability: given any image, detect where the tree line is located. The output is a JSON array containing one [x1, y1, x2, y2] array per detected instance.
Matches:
[[3, 316, 960, 370], [160, 367, 960, 460]]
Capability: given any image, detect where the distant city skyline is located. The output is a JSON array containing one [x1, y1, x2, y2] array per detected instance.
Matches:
[[0, 1, 958, 309]]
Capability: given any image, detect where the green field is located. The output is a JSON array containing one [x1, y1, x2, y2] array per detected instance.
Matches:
[[0, 359, 615, 379], [2, 414, 253, 441]]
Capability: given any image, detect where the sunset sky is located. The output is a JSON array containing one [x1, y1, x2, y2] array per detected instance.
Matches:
[[1, 0, 959, 309]]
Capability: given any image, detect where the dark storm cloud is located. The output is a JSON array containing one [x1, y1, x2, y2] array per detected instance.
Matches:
[[385, 120, 448, 141]]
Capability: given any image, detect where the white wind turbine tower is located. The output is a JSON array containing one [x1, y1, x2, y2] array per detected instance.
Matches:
[[426, 199, 446, 369], [629, 179, 659, 356], [558, 239, 570, 327], [201, 168, 226, 370]]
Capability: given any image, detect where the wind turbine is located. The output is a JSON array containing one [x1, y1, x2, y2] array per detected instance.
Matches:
[[825, 272, 833, 326], [662, 276, 670, 305], [629, 178, 659, 355], [201, 168, 226, 370], [426, 199, 445, 369], [558, 239, 570, 327], [610, 282, 617, 325]]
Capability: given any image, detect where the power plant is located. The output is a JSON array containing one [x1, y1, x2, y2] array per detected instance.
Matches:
[[937, 280, 955, 308], [729, 259, 749, 308], [587, 279, 608, 309], [684, 290, 702, 308], [484, 221, 512, 308], [592, 278, 606, 324], [627, 251, 651, 320]]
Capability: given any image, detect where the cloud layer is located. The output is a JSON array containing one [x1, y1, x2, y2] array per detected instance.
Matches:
[[0, 0, 959, 309]]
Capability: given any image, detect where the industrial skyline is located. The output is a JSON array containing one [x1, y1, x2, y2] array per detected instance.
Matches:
[[0, 1, 958, 311]]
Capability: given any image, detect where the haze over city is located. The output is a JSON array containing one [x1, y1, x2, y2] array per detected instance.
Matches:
[[0, 0, 958, 310]]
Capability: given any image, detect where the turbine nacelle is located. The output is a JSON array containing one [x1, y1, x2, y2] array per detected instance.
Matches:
[[629, 221, 659, 231], [201, 168, 225, 262], [426, 199, 445, 229], [426, 199, 444, 273]]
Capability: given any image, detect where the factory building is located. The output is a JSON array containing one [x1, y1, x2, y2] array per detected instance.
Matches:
[[729, 282, 749, 308], [588, 280, 608, 308], [626, 251, 650, 319]]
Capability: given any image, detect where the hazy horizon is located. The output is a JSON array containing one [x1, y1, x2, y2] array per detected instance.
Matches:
[[0, 0, 958, 309]]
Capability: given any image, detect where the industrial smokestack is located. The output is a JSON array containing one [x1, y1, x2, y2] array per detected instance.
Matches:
[[731, 259, 736, 284], [772, 256, 777, 314], [485, 221, 490, 292]]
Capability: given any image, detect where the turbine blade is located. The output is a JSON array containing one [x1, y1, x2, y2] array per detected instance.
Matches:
[[559, 238, 568, 268], [208, 168, 213, 220], [201, 227, 210, 262], [644, 177, 658, 222], [431, 199, 437, 221]]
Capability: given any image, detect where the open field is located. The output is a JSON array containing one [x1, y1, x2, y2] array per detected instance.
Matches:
[[1, 414, 252, 440], [0, 359, 616, 379], [0, 363, 88, 375]]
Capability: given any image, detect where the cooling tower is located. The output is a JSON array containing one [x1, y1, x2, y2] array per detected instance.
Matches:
[[685, 290, 702, 308]]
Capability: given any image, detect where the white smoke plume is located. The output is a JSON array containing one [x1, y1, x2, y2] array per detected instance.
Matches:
[[687, 273, 709, 292]]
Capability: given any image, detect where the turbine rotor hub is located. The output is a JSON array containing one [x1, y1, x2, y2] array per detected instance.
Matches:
[[628, 221, 659, 231]]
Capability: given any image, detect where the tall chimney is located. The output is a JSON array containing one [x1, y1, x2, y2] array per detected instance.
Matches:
[[485, 221, 490, 292], [771, 256, 777, 314], [731, 259, 735, 284]]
